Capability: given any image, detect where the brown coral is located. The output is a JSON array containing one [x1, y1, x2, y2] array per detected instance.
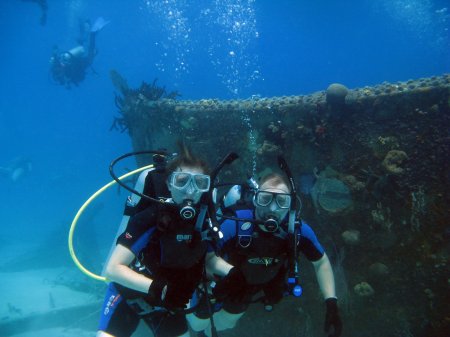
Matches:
[[382, 150, 408, 174], [326, 83, 349, 106], [342, 175, 365, 192], [257, 140, 280, 155]]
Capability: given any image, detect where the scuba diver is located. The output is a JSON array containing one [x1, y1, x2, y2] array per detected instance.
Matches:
[[187, 169, 342, 337], [97, 143, 214, 337], [50, 17, 109, 88]]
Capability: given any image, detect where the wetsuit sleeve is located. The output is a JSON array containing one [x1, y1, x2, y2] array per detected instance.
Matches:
[[298, 222, 325, 262], [117, 207, 156, 255]]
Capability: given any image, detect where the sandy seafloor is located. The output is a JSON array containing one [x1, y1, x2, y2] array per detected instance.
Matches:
[[0, 239, 315, 337], [0, 238, 158, 337], [0, 267, 156, 336]]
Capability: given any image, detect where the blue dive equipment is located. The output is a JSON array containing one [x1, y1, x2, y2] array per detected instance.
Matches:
[[287, 259, 303, 297], [277, 155, 303, 297]]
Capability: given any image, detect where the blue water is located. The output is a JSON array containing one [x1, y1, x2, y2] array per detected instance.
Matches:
[[0, 0, 449, 314], [1, 0, 448, 259]]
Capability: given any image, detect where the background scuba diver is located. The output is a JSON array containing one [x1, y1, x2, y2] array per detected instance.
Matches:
[[187, 172, 342, 337], [50, 17, 109, 88], [97, 143, 212, 337]]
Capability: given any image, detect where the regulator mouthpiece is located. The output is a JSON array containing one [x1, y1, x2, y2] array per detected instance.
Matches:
[[263, 217, 279, 232], [180, 200, 196, 219]]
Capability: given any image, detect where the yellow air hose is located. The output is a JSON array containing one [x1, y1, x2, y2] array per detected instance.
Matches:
[[68, 164, 154, 282]]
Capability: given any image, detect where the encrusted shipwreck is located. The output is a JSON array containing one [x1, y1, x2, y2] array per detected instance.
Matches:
[[110, 71, 450, 336]]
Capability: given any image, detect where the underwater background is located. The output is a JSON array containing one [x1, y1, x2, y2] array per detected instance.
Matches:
[[0, 1, 449, 336]]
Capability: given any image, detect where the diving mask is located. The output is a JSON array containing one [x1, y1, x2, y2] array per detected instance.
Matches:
[[255, 191, 291, 209], [169, 172, 211, 193]]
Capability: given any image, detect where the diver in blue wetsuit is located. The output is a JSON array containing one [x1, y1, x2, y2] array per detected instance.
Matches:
[[97, 143, 212, 337], [50, 17, 109, 88], [187, 172, 342, 337]]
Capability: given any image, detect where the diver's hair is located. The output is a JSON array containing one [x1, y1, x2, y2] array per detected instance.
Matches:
[[166, 141, 210, 175], [259, 172, 292, 192]]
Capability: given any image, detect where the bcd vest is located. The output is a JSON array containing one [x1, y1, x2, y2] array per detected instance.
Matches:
[[224, 209, 289, 285]]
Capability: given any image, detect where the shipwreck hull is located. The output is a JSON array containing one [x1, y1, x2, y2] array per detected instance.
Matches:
[[111, 73, 450, 336]]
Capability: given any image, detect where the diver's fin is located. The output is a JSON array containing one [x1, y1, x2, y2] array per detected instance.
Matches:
[[91, 17, 110, 33]]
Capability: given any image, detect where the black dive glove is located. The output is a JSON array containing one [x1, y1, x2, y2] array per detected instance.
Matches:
[[147, 278, 188, 311], [324, 298, 342, 337], [212, 267, 247, 302]]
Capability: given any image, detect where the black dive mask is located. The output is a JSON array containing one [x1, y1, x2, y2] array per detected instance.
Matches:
[[179, 199, 196, 219]]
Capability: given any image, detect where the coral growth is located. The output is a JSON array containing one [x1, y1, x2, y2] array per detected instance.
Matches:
[[410, 186, 426, 231], [369, 262, 389, 276], [371, 202, 393, 231], [256, 140, 280, 155], [372, 136, 399, 159], [341, 230, 361, 245], [382, 150, 408, 174], [326, 83, 349, 106], [109, 70, 180, 133], [354, 281, 374, 297], [342, 175, 365, 192]]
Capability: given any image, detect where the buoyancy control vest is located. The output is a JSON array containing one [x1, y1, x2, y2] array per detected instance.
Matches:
[[114, 168, 208, 299], [113, 151, 211, 274], [144, 208, 207, 270], [222, 206, 290, 285]]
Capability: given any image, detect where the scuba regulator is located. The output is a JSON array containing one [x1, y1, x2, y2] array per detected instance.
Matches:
[[180, 200, 196, 219]]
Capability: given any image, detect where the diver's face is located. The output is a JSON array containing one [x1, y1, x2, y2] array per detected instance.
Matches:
[[254, 181, 290, 228], [167, 165, 210, 205]]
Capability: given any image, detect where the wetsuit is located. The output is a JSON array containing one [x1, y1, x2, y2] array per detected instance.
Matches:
[[193, 204, 324, 317], [51, 28, 97, 87], [98, 207, 207, 337]]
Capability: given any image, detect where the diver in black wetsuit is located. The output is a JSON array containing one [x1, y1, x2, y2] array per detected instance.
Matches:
[[97, 143, 213, 337], [49, 17, 109, 88], [187, 172, 342, 337]]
